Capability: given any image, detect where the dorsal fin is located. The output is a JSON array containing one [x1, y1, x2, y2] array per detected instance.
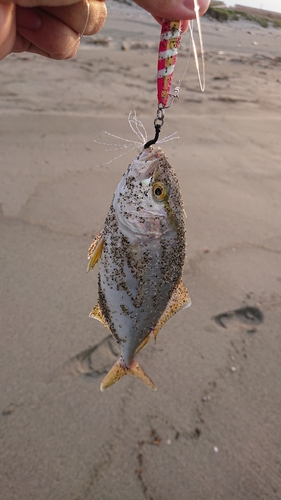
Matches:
[[135, 335, 150, 355]]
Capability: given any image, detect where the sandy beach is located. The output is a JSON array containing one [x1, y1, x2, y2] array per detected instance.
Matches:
[[1, 2, 281, 499]]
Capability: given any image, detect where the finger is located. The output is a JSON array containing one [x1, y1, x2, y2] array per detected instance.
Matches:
[[0, 2, 16, 59], [16, 6, 80, 58], [152, 15, 189, 33], [42, 0, 107, 36], [2, 0, 85, 7], [134, 0, 210, 21], [11, 31, 43, 54], [13, 34, 62, 57]]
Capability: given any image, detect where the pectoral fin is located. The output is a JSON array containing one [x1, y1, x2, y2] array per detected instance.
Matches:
[[87, 231, 104, 272], [100, 358, 156, 391], [152, 280, 191, 342]]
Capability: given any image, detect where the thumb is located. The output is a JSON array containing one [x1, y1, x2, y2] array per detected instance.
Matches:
[[0, 2, 16, 59]]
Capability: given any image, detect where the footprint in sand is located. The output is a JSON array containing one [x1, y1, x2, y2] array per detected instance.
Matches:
[[213, 306, 263, 330], [65, 335, 119, 378]]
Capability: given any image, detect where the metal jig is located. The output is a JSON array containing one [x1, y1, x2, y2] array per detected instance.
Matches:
[[144, 19, 183, 149], [144, 0, 205, 149]]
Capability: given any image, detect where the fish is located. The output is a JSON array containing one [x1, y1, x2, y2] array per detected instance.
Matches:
[[87, 145, 191, 391]]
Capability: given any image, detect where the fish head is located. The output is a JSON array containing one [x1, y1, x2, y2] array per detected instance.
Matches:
[[113, 146, 185, 238]]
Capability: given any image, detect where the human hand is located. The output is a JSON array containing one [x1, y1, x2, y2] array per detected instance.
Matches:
[[0, 0, 210, 61], [0, 0, 107, 60]]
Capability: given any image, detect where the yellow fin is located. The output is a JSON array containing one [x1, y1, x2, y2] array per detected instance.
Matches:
[[100, 358, 156, 391], [135, 334, 150, 355], [87, 231, 104, 272], [89, 304, 110, 331], [152, 280, 191, 342], [135, 280, 191, 354]]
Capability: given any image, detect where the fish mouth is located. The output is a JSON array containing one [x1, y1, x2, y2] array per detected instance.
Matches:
[[136, 146, 164, 180], [140, 145, 163, 162]]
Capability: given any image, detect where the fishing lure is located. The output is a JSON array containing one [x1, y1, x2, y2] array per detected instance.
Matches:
[[144, 19, 183, 149], [145, 1, 205, 148], [157, 20, 183, 109]]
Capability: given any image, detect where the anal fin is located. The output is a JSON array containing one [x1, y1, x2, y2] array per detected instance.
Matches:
[[135, 280, 191, 355], [152, 279, 191, 342]]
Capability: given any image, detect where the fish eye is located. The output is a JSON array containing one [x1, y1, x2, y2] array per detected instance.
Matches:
[[152, 182, 167, 201]]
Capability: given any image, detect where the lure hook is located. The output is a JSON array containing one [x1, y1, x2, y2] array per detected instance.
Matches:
[[144, 105, 165, 149], [143, 85, 182, 149], [164, 85, 180, 109]]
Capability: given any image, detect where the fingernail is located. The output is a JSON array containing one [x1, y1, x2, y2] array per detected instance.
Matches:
[[16, 7, 42, 31], [184, 0, 210, 15]]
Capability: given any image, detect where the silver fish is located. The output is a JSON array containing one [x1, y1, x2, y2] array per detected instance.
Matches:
[[87, 146, 191, 391]]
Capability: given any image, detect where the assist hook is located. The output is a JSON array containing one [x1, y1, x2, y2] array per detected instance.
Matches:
[[143, 106, 165, 149]]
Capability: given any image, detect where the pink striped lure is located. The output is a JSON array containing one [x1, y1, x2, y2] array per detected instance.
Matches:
[[143, 19, 184, 148], [144, 11, 205, 148], [157, 20, 184, 108]]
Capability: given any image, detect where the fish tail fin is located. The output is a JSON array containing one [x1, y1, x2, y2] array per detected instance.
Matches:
[[100, 358, 157, 391]]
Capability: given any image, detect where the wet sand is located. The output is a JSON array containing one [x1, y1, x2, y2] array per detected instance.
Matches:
[[1, 2, 281, 499]]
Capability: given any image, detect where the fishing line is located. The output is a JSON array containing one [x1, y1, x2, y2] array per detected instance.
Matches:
[[69, 0, 90, 55], [79, 0, 90, 38], [190, 0, 206, 92], [177, 0, 206, 95]]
